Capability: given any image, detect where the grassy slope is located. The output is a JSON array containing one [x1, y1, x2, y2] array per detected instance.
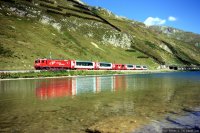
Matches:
[[0, 14, 156, 70], [106, 19, 174, 64], [105, 15, 200, 64], [0, 0, 200, 70]]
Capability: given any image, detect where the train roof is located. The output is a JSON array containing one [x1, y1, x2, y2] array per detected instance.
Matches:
[[35, 58, 68, 60], [99, 62, 112, 64], [75, 60, 93, 63]]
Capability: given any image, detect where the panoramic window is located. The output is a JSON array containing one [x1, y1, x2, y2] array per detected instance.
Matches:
[[100, 63, 111, 67], [76, 62, 93, 66], [127, 65, 133, 68], [136, 65, 141, 68]]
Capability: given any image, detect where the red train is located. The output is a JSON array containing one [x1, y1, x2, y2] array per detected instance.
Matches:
[[34, 58, 148, 70]]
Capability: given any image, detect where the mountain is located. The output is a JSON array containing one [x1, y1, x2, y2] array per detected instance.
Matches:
[[0, 0, 200, 70], [149, 26, 200, 48]]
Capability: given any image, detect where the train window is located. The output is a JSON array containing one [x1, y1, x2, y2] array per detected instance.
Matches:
[[76, 62, 93, 66], [88, 63, 93, 66], [100, 63, 111, 67], [136, 65, 141, 68], [35, 60, 40, 63], [41, 60, 45, 63], [127, 65, 133, 68], [143, 66, 147, 68]]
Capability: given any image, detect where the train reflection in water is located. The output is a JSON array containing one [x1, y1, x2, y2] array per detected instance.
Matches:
[[36, 75, 128, 99]]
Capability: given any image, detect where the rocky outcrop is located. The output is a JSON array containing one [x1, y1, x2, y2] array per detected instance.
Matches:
[[102, 32, 132, 48]]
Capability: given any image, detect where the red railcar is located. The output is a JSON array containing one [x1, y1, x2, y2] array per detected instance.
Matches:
[[113, 64, 123, 70], [34, 59, 75, 70]]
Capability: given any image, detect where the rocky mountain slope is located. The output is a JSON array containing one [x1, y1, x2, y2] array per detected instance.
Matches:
[[150, 26, 200, 48], [0, 0, 200, 70]]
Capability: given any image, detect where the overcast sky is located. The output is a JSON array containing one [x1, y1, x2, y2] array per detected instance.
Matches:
[[82, 0, 200, 34]]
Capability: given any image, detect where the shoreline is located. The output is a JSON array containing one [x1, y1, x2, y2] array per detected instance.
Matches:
[[0, 69, 191, 81]]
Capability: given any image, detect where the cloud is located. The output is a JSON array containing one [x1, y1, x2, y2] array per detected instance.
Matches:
[[168, 16, 177, 21], [144, 17, 166, 26]]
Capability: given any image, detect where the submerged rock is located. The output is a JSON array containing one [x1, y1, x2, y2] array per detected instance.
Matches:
[[133, 107, 200, 133], [86, 116, 148, 133]]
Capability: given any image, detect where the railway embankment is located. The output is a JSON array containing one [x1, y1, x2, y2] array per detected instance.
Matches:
[[0, 69, 185, 80]]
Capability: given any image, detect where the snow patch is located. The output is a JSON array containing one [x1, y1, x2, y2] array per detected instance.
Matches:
[[91, 42, 104, 51], [159, 43, 172, 53], [91, 42, 99, 48], [74, 0, 85, 5]]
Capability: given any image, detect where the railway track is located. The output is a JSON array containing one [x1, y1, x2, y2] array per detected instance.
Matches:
[[0, 69, 151, 73], [0, 70, 41, 73]]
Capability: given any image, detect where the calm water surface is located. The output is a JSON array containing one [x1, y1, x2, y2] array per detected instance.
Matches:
[[0, 72, 200, 132]]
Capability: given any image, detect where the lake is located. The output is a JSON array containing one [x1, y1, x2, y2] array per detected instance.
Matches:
[[0, 72, 200, 133]]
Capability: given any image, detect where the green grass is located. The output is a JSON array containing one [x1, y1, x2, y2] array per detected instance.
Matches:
[[0, 70, 124, 79], [0, 69, 184, 79]]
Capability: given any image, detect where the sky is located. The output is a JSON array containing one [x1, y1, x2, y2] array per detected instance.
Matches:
[[82, 0, 200, 34]]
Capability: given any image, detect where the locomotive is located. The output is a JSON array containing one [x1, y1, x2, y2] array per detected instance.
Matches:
[[34, 58, 148, 70]]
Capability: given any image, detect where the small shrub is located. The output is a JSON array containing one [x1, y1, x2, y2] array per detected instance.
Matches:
[[137, 56, 149, 59], [0, 45, 14, 57]]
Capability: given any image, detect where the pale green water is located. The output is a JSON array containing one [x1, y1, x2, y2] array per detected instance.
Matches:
[[0, 72, 200, 132]]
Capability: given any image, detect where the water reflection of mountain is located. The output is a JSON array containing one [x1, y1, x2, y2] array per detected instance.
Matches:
[[36, 76, 128, 99]]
